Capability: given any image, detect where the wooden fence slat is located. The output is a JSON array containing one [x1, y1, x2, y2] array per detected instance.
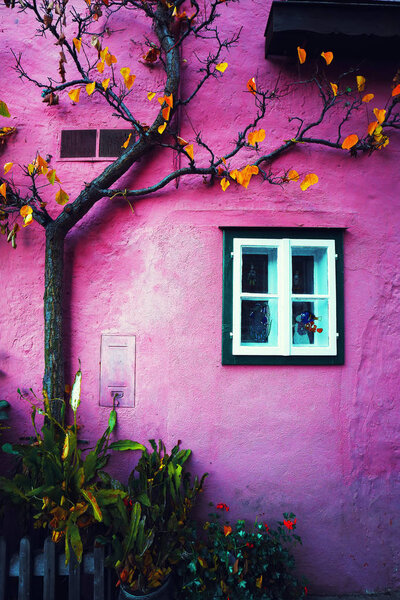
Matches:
[[68, 549, 80, 600], [43, 537, 55, 600], [93, 545, 105, 600], [0, 537, 6, 600], [18, 537, 31, 600]]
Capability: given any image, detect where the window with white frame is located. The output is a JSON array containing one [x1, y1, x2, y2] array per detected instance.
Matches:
[[221, 228, 344, 365]]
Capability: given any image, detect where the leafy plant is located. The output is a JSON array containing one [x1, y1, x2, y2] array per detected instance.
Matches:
[[178, 506, 306, 600], [106, 439, 208, 593], [0, 399, 10, 434], [0, 367, 144, 563]]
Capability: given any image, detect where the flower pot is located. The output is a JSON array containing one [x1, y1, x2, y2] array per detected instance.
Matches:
[[119, 575, 174, 600]]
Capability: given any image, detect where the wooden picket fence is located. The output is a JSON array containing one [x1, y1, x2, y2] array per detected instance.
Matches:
[[0, 536, 114, 600]]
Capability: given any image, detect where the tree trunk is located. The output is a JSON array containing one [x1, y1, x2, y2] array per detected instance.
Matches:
[[43, 224, 65, 422]]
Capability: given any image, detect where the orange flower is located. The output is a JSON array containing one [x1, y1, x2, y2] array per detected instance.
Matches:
[[224, 525, 232, 536]]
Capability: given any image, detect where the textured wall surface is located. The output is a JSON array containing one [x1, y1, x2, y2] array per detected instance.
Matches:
[[0, 0, 399, 595]]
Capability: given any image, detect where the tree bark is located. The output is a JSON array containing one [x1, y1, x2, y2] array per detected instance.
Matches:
[[43, 224, 65, 422]]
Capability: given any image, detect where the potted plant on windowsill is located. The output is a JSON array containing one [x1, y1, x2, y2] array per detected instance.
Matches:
[[105, 439, 207, 599]]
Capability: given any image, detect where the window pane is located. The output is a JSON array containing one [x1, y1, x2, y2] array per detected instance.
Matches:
[[292, 246, 328, 295], [99, 129, 135, 157], [241, 299, 278, 346], [242, 247, 277, 294], [60, 129, 97, 158], [292, 299, 329, 347]]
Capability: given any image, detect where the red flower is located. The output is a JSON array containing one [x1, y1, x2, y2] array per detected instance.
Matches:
[[264, 523, 269, 532], [283, 518, 297, 530], [304, 586, 308, 595], [216, 503, 230, 511], [246, 542, 254, 548]]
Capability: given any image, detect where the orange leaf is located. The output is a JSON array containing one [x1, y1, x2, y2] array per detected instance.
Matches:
[[362, 93, 374, 103], [36, 155, 48, 175], [73, 37, 82, 53], [0, 182, 6, 199], [215, 62, 228, 73], [220, 178, 230, 191], [330, 83, 338, 97], [367, 121, 378, 136], [102, 78, 110, 90], [297, 46, 306, 64], [321, 51, 333, 65], [356, 76, 365, 92], [287, 169, 299, 182], [68, 88, 81, 103], [165, 94, 173, 108], [373, 108, 386, 124], [105, 53, 117, 66], [247, 77, 256, 95], [341, 134, 358, 150], [55, 189, 69, 205], [20, 205, 32, 218], [300, 173, 318, 191], [96, 62, 105, 73], [392, 84, 400, 97], [229, 169, 238, 181], [122, 133, 132, 149], [158, 96, 165, 105], [86, 82, 96, 96], [4, 162, 13, 174], [248, 129, 265, 146], [162, 106, 170, 121], [224, 526, 232, 537], [177, 136, 188, 146], [158, 122, 167, 134], [124, 74, 136, 90], [147, 92, 156, 101], [256, 576, 263, 589], [185, 144, 194, 160]]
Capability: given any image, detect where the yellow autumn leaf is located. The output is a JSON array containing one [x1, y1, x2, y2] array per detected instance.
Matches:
[[229, 169, 238, 181], [177, 136, 188, 146], [215, 62, 228, 73], [0, 182, 6, 199], [147, 92, 156, 101], [373, 108, 386, 124], [221, 178, 230, 191], [341, 134, 358, 150], [300, 173, 318, 191], [61, 431, 70, 460], [20, 205, 32, 218], [102, 78, 110, 90], [185, 144, 194, 160], [330, 83, 338, 97], [68, 88, 81, 103], [158, 122, 167, 134], [100, 47, 109, 62], [297, 46, 306, 64], [55, 189, 69, 205], [122, 133, 132, 149], [47, 169, 59, 185], [356, 76, 365, 92], [124, 74, 136, 90], [27, 163, 35, 175], [23, 213, 32, 227], [321, 51, 333, 65], [362, 93, 374, 103], [287, 169, 299, 181], [120, 67, 130, 79], [0, 101, 10, 118], [97, 62, 105, 73], [256, 576, 263, 589], [162, 106, 170, 121], [86, 82, 96, 96], [4, 162, 13, 174], [73, 37, 82, 53], [247, 77, 256, 95], [248, 129, 265, 146]]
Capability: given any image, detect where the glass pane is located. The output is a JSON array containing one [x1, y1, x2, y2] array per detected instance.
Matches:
[[292, 246, 328, 295], [242, 247, 277, 294], [241, 299, 278, 346], [292, 300, 329, 347]]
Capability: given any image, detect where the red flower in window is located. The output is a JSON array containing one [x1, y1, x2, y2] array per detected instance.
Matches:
[[264, 523, 269, 532], [283, 518, 297, 530], [216, 503, 230, 511]]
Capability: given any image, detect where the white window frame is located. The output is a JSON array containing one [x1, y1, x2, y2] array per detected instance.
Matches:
[[232, 237, 337, 357]]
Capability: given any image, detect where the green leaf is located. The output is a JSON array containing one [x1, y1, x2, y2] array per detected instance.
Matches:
[[67, 521, 83, 563], [82, 488, 103, 521], [123, 501, 141, 557], [108, 409, 117, 433], [2, 443, 19, 455], [0, 400, 10, 410], [83, 450, 98, 482], [109, 440, 145, 452], [137, 493, 151, 507], [0, 101, 10, 118]]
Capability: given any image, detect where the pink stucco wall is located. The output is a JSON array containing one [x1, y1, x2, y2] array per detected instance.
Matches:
[[1, 0, 399, 595]]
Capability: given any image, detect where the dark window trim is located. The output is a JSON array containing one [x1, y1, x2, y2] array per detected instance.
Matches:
[[221, 227, 345, 366]]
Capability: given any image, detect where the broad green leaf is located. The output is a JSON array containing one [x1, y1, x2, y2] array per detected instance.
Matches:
[[67, 521, 83, 563], [108, 409, 117, 432], [137, 493, 151, 507], [123, 501, 142, 557], [109, 440, 145, 452], [82, 488, 102, 521], [0, 101, 10, 118]]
